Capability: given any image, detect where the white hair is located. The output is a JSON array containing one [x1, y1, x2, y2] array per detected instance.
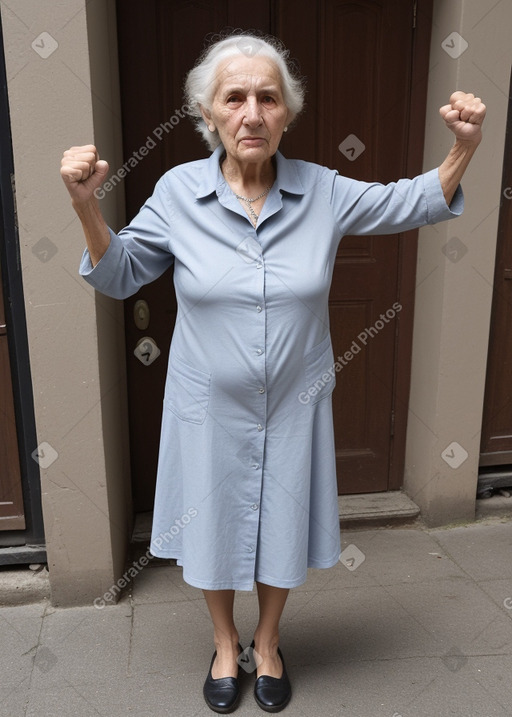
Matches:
[[184, 31, 306, 151]]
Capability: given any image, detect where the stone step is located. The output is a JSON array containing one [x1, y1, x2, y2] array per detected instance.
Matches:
[[133, 491, 422, 543], [0, 564, 50, 606], [338, 490, 421, 529]]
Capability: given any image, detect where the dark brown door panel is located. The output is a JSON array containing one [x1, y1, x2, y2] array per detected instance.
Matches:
[[0, 269, 25, 530], [116, 0, 432, 509]]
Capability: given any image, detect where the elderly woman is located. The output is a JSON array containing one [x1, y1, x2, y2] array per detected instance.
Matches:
[[61, 32, 485, 714]]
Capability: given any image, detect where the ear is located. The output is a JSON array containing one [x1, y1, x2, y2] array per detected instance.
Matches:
[[199, 105, 215, 132], [285, 108, 295, 127]]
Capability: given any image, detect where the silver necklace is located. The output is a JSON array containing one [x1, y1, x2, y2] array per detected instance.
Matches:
[[234, 186, 271, 224]]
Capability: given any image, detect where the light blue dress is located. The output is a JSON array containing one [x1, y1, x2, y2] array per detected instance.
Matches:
[[80, 145, 463, 590]]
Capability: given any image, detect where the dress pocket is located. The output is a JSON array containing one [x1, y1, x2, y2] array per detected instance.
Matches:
[[303, 334, 336, 404], [165, 353, 211, 424]]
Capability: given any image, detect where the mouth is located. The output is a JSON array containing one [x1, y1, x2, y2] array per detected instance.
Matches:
[[239, 136, 267, 146]]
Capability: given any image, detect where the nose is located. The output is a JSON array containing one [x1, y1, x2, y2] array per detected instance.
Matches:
[[243, 96, 262, 127]]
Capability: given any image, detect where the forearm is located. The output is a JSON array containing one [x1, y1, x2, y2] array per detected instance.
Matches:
[[73, 198, 110, 267], [438, 139, 480, 207]]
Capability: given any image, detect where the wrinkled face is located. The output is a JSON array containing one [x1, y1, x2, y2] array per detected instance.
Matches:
[[202, 55, 292, 166]]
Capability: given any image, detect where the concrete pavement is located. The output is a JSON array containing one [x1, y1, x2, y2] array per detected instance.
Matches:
[[1, 517, 512, 716]]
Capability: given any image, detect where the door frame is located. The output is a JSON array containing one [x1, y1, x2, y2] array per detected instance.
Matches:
[[0, 16, 45, 562], [388, 0, 434, 489]]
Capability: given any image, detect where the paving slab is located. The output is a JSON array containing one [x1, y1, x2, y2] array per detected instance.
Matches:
[[0, 683, 29, 717], [281, 583, 440, 663], [129, 597, 213, 678], [288, 655, 512, 717], [0, 602, 46, 716], [384, 576, 512, 656], [130, 561, 203, 605], [24, 672, 217, 717], [338, 527, 467, 585], [429, 521, 512, 582], [1, 519, 512, 716], [477, 576, 512, 612], [29, 601, 132, 690]]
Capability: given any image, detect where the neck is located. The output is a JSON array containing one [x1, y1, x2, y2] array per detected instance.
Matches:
[[221, 155, 275, 195]]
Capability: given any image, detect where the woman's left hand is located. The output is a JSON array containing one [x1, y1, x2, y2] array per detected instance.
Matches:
[[439, 91, 486, 145]]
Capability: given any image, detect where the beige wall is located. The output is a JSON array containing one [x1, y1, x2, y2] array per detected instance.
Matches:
[[404, 0, 511, 525], [1, 0, 131, 605]]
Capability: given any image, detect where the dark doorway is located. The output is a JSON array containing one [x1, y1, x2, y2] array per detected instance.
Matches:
[[479, 68, 512, 475], [116, 0, 433, 511], [0, 13, 45, 561]]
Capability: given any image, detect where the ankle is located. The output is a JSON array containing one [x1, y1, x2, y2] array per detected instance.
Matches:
[[213, 632, 240, 651], [253, 631, 279, 654]]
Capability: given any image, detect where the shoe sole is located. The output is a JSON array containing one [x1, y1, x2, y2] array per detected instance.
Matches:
[[204, 695, 241, 714], [254, 693, 291, 713]]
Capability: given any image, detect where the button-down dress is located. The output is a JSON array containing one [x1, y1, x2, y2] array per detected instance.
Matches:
[[80, 145, 463, 590]]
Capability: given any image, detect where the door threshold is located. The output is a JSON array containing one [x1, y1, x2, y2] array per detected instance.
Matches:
[[0, 544, 46, 566], [131, 511, 153, 543], [338, 491, 420, 529], [132, 492, 421, 543], [477, 466, 512, 497]]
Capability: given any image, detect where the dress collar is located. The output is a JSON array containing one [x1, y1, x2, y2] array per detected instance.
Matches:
[[195, 144, 305, 199]]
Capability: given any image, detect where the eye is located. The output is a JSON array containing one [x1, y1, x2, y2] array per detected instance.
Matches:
[[227, 94, 242, 104], [262, 95, 276, 104]]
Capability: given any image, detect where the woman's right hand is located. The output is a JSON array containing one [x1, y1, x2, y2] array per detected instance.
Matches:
[[60, 145, 112, 266], [60, 144, 109, 206]]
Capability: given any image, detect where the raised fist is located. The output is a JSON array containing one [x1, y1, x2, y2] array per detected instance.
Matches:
[[60, 145, 109, 205], [439, 92, 486, 144]]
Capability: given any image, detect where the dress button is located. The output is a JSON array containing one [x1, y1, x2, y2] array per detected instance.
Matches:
[[256, 263, 262, 269], [246, 545, 255, 552], [258, 387, 265, 394], [251, 503, 259, 511], [256, 305, 262, 312], [257, 424, 264, 431], [256, 348, 263, 355], [252, 463, 260, 469]]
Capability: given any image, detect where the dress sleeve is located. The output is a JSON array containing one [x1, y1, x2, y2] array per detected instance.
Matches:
[[79, 173, 175, 300], [330, 167, 464, 237]]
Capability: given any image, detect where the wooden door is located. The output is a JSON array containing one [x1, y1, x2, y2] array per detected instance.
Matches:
[[116, 0, 432, 510], [479, 68, 512, 467], [0, 261, 25, 530]]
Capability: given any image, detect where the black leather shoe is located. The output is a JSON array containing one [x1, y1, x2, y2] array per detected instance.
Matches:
[[203, 643, 243, 713], [252, 640, 292, 713]]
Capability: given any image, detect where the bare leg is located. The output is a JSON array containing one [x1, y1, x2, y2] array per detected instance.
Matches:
[[253, 582, 290, 678], [202, 589, 240, 678]]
